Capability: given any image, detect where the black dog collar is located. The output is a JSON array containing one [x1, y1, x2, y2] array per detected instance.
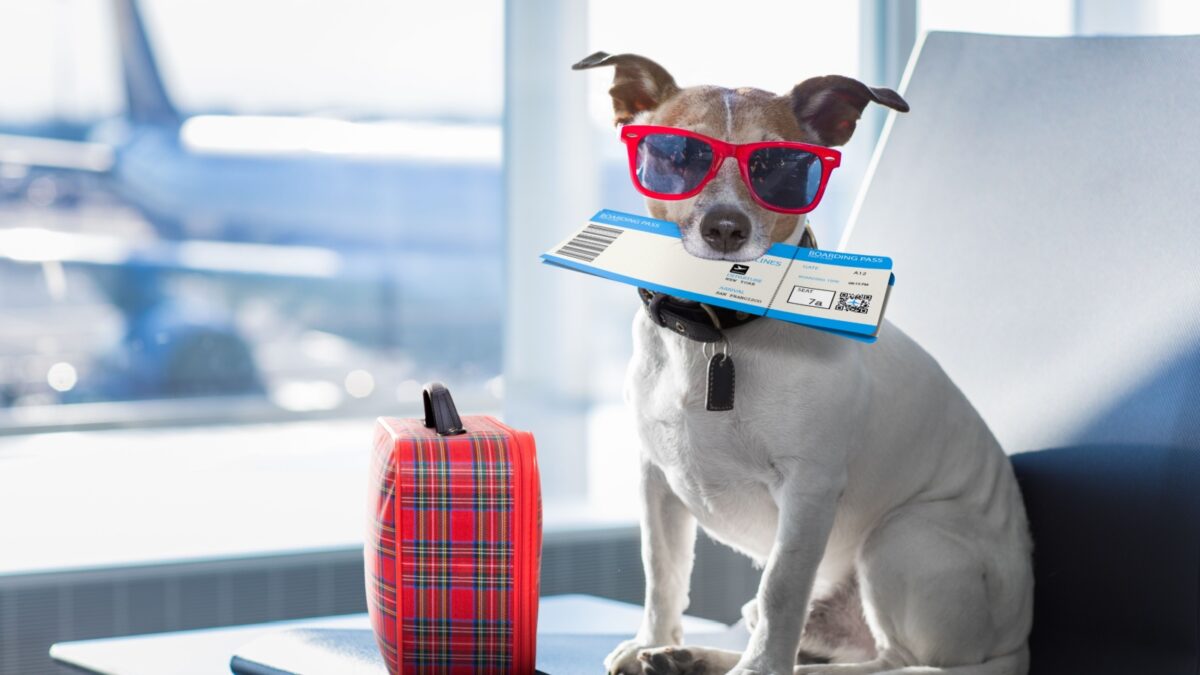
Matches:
[[637, 288, 757, 343]]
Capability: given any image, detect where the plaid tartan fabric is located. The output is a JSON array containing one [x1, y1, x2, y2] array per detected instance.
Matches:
[[368, 428, 402, 672], [367, 415, 540, 675]]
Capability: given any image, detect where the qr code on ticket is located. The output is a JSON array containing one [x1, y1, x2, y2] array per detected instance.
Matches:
[[835, 292, 871, 314]]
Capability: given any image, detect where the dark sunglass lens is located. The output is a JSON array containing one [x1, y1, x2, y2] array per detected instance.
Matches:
[[747, 147, 822, 209], [635, 134, 714, 195]]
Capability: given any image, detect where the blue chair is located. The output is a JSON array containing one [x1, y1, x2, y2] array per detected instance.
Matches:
[[1012, 446, 1200, 673], [843, 32, 1200, 673]]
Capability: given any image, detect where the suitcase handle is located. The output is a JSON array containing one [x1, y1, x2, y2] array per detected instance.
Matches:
[[422, 382, 466, 435]]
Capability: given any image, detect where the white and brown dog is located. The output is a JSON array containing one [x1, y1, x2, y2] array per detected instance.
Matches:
[[573, 52, 1033, 675]]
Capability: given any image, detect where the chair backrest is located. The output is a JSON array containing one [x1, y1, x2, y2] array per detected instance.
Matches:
[[844, 32, 1200, 673], [843, 32, 1200, 454]]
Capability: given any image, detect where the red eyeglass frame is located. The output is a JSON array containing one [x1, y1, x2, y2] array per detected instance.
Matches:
[[618, 124, 842, 215]]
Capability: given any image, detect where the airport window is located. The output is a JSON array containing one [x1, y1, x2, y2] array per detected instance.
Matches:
[[0, 2, 123, 124], [140, 0, 503, 119], [918, 0, 1075, 36], [0, 1, 505, 430]]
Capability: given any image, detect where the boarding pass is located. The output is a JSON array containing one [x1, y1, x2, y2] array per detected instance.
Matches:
[[541, 209, 895, 342]]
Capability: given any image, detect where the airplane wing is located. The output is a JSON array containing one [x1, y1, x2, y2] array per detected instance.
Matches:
[[0, 133, 115, 173]]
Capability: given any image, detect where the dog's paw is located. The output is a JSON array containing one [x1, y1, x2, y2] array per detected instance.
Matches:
[[605, 639, 657, 675], [637, 646, 708, 675]]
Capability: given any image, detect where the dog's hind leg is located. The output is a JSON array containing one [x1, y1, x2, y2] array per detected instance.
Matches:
[[793, 658, 896, 674], [872, 647, 1029, 674], [646, 644, 1024, 675], [791, 647, 1026, 674], [805, 501, 1031, 675]]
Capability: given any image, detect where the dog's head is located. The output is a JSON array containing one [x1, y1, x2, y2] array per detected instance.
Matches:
[[574, 52, 908, 261]]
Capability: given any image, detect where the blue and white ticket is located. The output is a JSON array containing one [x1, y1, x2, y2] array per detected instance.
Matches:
[[541, 209, 895, 342]]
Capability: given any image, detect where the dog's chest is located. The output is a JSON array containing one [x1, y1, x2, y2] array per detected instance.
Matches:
[[628, 321, 750, 474], [626, 313, 781, 556]]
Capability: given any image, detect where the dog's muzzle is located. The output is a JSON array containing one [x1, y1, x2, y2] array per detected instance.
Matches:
[[699, 206, 752, 254]]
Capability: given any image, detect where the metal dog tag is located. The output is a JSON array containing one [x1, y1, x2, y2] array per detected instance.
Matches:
[[706, 353, 735, 411]]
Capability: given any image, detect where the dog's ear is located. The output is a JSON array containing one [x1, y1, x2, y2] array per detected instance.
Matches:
[[572, 51, 680, 126], [789, 75, 909, 146]]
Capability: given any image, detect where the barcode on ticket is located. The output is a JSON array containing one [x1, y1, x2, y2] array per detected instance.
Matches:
[[556, 224, 622, 263]]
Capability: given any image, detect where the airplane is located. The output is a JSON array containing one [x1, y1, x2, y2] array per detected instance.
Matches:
[[1, 0, 619, 411]]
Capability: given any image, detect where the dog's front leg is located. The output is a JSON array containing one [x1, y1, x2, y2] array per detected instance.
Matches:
[[605, 460, 697, 675], [732, 463, 845, 675]]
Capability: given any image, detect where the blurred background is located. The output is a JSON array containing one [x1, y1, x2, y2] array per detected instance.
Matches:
[[0, 1, 1197, 672]]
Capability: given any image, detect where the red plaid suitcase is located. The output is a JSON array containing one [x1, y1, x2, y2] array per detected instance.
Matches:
[[366, 382, 542, 674]]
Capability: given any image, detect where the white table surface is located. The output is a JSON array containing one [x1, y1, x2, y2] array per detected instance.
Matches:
[[51, 594, 747, 675]]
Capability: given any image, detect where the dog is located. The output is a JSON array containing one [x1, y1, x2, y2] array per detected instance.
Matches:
[[572, 52, 1034, 675]]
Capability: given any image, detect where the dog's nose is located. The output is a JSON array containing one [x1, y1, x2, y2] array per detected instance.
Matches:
[[699, 207, 751, 253]]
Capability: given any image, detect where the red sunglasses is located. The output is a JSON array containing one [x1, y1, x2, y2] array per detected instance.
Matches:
[[619, 125, 841, 214]]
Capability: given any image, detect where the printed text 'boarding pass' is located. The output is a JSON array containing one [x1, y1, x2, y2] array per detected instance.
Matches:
[[542, 210, 895, 341]]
